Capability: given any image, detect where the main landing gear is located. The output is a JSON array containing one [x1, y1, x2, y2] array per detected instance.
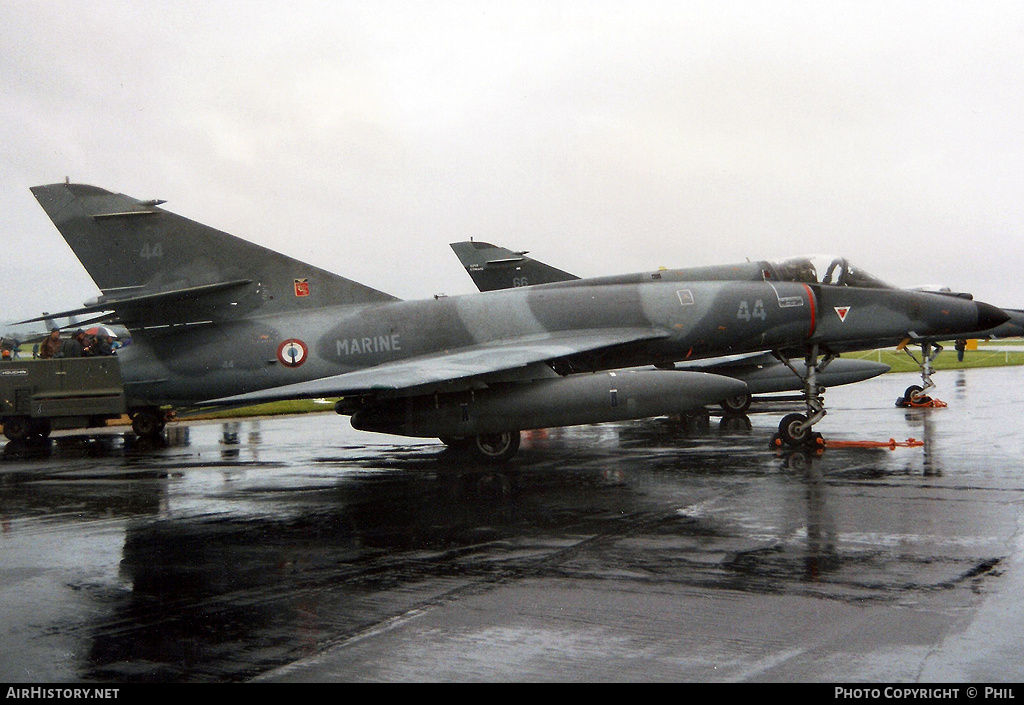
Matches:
[[130, 407, 169, 439], [771, 344, 836, 448], [441, 430, 521, 462], [895, 341, 945, 408]]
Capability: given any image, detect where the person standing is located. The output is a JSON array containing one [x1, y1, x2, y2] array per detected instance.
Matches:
[[39, 329, 62, 359], [59, 329, 88, 358], [93, 333, 114, 356]]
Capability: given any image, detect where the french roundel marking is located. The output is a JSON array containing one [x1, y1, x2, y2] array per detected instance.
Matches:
[[277, 339, 308, 367]]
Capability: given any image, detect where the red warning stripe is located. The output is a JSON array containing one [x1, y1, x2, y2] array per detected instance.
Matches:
[[802, 283, 817, 338]]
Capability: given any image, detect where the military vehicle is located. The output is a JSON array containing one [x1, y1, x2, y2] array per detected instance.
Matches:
[[0, 356, 125, 441]]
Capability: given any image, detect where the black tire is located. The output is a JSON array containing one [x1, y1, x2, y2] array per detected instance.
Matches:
[[471, 431, 520, 462], [778, 413, 810, 447], [2, 416, 30, 442], [131, 410, 164, 438], [720, 392, 753, 414], [903, 385, 923, 402], [902, 384, 931, 405]]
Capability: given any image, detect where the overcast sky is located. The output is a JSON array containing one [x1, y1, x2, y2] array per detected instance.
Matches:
[[2, 1, 1023, 327]]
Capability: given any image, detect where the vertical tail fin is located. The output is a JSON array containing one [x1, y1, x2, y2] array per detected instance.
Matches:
[[30, 183, 397, 324], [449, 240, 578, 291]]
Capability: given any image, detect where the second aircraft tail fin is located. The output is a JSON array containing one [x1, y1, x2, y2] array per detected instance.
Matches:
[[449, 240, 578, 291]]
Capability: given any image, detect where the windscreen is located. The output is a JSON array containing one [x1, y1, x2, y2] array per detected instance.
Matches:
[[765, 255, 893, 289]]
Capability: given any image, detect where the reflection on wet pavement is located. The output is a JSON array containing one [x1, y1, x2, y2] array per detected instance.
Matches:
[[1, 367, 1023, 682]]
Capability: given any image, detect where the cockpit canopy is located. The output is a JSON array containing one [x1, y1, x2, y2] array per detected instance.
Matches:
[[764, 255, 893, 289]]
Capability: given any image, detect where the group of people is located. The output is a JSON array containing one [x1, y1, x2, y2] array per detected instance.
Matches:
[[38, 328, 117, 359]]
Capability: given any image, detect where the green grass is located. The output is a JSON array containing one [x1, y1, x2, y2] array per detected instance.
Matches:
[[185, 399, 339, 420], [844, 345, 1024, 373], [978, 339, 1024, 347]]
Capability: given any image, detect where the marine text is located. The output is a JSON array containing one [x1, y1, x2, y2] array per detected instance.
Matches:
[[336, 334, 402, 356]]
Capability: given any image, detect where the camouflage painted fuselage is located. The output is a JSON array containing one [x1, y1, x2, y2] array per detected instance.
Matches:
[[119, 276, 990, 407]]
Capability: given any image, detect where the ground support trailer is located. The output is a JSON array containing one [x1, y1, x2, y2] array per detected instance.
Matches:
[[0, 357, 127, 441]]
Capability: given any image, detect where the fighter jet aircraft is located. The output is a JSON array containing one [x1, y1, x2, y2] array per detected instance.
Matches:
[[452, 240, 1023, 415], [21, 183, 1007, 459], [449, 240, 893, 414]]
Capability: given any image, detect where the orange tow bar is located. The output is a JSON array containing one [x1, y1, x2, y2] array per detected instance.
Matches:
[[825, 438, 925, 449]]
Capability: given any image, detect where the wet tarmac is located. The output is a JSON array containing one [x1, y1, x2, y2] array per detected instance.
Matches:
[[1, 366, 1023, 683]]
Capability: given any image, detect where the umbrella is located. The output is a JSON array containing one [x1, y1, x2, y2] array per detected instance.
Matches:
[[85, 326, 118, 338]]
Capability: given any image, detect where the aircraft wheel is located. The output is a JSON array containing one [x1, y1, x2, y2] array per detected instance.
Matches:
[[2, 416, 30, 442], [778, 413, 811, 447], [720, 392, 752, 414], [902, 385, 931, 405], [471, 431, 520, 462], [131, 410, 164, 438]]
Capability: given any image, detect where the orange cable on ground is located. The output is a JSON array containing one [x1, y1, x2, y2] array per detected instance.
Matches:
[[825, 438, 924, 449]]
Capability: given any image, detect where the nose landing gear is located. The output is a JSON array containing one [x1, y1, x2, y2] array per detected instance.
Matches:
[[895, 341, 946, 408], [771, 344, 834, 448]]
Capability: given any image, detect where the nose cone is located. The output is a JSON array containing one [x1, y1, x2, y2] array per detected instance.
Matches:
[[976, 302, 1011, 332]]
